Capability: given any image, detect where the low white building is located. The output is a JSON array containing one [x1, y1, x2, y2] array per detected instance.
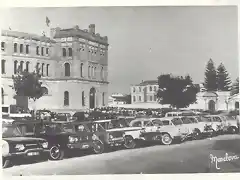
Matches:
[[108, 93, 128, 107]]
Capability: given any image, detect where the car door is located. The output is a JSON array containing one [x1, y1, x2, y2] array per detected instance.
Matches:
[[179, 117, 193, 135], [171, 118, 186, 136]]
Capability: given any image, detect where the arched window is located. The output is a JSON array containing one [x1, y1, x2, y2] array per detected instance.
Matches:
[[139, 96, 141, 101], [149, 86, 152, 91], [36, 63, 40, 73], [26, 45, 29, 54], [36, 46, 39, 55], [14, 43, 17, 53], [41, 87, 48, 95], [91, 66, 94, 77], [64, 91, 69, 106], [133, 96, 136, 102], [88, 66, 91, 77], [46, 64, 49, 76], [1, 88, 4, 105], [154, 86, 157, 91], [102, 92, 105, 106], [64, 63, 70, 76], [82, 91, 85, 106], [62, 48, 66, 57], [68, 48, 72, 57], [20, 61, 24, 72], [26, 61, 30, 72], [235, 102, 239, 109], [1, 60, 6, 74], [133, 87, 136, 93], [1, 42, 5, 51], [14, 60, 18, 74], [46, 48, 49, 55], [94, 67, 97, 77], [41, 63, 45, 76], [80, 63, 83, 77], [41, 47, 44, 56], [154, 95, 157, 101], [20, 44, 24, 53], [139, 87, 141, 92], [101, 67, 104, 79]]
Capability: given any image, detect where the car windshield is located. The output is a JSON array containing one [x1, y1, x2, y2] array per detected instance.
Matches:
[[109, 120, 128, 129], [212, 116, 222, 122], [2, 125, 23, 138], [172, 118, 183, 125]]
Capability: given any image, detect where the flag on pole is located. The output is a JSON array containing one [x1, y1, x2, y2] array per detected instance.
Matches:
[[46, 16, 50, 27], [9, 27, 12, 30]]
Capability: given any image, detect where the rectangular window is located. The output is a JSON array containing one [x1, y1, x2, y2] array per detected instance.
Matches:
[[20, 44, 24, 53], [41, 47, 44, 56], [1, 42, 5, 51], [1, 60, 6, 74], [46, 48, 49, 55], [26, 45, 29, 54]]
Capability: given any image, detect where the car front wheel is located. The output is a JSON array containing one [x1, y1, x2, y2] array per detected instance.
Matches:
[[161, 133, 173, 145], [49, 145, 64, 160], [124, 136, 136, 149], [92, 140, 104, 154], [229, 127, 238, 134]]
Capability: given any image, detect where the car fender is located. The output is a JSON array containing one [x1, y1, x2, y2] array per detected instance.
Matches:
[[124, 130, 141, 139], [2, 140, 10, 157]]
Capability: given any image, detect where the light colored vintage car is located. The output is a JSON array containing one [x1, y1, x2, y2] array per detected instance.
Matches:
[[129, 117, 193, 145], [202, 115, 225, 134]]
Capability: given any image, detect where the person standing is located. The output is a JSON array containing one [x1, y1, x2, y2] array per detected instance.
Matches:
[[236, 112, 240, 133]]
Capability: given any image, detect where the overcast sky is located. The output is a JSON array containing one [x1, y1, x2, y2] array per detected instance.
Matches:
[[1, 6, 238, 94]]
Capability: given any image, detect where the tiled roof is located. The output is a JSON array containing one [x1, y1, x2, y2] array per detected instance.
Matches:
[[1, 30, 56, 43], [136, 80, 158, 86], [54, 28, 108, 45]]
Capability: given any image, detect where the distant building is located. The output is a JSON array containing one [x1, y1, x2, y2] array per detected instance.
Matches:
[[108, 93, 128, 106], [130, 80, 158, 104], [1, 24, 109, 112]]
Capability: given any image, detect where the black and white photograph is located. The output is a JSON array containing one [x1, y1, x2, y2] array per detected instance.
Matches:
[[1, 2, 240, 176]]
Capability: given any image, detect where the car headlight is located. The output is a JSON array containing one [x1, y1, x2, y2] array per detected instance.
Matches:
[[68, 136, 75, 143], [109, 134, 114, 139], [92, 134, 98, 141], [41, 142, 48, 148], [15, 144, 25, 151]]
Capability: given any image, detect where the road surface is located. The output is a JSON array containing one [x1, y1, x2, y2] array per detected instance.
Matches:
[[3, 134, 240, 175]]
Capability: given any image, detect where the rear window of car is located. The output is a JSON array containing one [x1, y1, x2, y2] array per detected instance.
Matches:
[[172, 118, 183, 125], [132, 121, 142, 127], [181, 117, 192, 124], [152, 119, 164, 126], [213, 116, 222, 122]]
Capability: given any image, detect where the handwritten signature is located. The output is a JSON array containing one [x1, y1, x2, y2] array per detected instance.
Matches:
[[210, 153, 240, 170]]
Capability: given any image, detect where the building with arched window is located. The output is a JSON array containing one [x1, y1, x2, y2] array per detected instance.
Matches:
[[1, 24, 109, 111]]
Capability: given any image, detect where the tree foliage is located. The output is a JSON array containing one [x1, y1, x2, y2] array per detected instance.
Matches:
[[157, 74, 198, 109], [230, 77, 239, 96], [216, 63, 232, 91], [12, 67, 44, 101], [204, 59, 218, 91]]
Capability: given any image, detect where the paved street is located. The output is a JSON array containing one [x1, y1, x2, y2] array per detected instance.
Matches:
[[3, 134, 240, 175]]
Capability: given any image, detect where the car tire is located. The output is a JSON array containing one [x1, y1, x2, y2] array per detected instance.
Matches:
[[228, 127, 238, 134], [93, 140, 104, 154], [124, 136, 137, 149], [49, 145, 64, 160], [192, 129, 201, 140], [161, 133, 173, 145], [2, 157, 11, 168]]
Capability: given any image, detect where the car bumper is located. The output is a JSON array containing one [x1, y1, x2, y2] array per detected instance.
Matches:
[[67, 142, 93, 150], [108, 137, 125, 146], [5, 148, 49, 158]]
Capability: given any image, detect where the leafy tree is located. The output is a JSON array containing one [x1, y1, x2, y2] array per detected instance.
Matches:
[[125, 94, 131, 104], [230, 77, 239, 96], [204, 59, 217, 91], [157, 74, 198, 109], [12, 66, 44, 101], [216, 63, 232, 91]]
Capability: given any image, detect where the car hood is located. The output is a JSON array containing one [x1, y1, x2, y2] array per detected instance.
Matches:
[[3, 137, 46, 143], [106, 127, 141, 132]]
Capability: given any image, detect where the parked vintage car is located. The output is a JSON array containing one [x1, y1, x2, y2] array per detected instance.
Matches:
[[13, 120, 105, 160], [221, 116, 239, 134], [92, 118, 143, 149], [2, 120, 49, 168], [202, 115, 225, 134]]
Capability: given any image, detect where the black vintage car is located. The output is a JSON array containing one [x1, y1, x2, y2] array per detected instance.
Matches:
[[14, 120, 105, 160], [2, 121, 49, 168]]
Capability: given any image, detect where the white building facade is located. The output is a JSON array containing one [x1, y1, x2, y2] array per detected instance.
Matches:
[[1, 24, 109, 112], [130, 80, 158, 104]]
